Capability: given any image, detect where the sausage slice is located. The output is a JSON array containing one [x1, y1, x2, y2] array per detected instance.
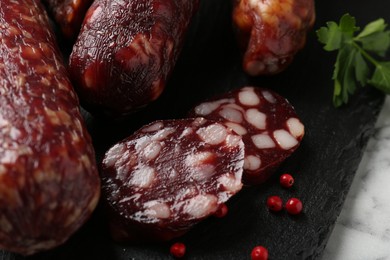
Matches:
[[189, 87, 304, 184], [101, 118, 244, 241]]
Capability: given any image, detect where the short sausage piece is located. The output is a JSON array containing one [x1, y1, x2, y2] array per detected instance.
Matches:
[[69, 0, 199, 116], [101, 118, 244, 241], [0, 0, 100, 255], [189, 87, 304, 185], [42, 0, 93, 40], [232, 0, 315, 76]]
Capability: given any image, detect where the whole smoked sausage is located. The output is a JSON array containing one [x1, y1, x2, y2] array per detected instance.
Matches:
[[69, 0, 199, 116], [233, 0, 315, 75], [42, 0, 93, 40], [0, 0, 100, 255]]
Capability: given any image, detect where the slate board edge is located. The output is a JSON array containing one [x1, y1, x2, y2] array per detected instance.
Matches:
[[311, 94, 386, 260]]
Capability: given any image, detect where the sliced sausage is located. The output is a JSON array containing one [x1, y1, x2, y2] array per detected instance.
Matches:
[[42, 0, 93, 40], [0, 0, 100, 255], [232, 0, 315, 76], [69, 0, 199, 116], [189, 87, 304, 185], [101, 118, 244, 241]]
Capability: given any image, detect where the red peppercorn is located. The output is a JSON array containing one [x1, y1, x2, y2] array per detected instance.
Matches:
[[214, 203, 228, 218], [280, 173, 294, 188], [266, 196, 283, 212], [251, 246, 268, 260], [170, 242, 186, 258], [285, 198, 303, 215]]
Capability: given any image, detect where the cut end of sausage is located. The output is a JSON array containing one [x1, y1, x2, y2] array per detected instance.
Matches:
[[101, 118, 244, 242], [189, 86, 304, 185]]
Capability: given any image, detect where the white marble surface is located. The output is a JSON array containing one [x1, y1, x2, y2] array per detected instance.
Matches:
[[323, 96, 390, 260]]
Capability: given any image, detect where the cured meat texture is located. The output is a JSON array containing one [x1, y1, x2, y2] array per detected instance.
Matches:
[[69, 0, 199, 116], [0, 0, 100, 255], [42, 0, 93, 40], [189, 87, 304, 184], [233, 0, 315, 75], [101, 118, 244, 241]]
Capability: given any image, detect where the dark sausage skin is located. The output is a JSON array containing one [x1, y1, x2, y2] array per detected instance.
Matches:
[[232, 0, 315, 76], [101, 118, 244, 241], [42, 0, 93, 40], [0, 0, 100, 255], [189, 87, 304, 184], [69, 0, 199, 116]]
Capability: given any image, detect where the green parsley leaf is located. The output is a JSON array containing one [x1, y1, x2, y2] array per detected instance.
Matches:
[[354, 52, 370, 85], [358, 31, 390, 56], [339, 14, 359, 37], [356, 19, 387, 38], [339, 45, 358, 101], [344, 49, 358, 95], [317, 22, 342, 51], [317, 14, 390, 107], [369, 62, 390, 93], [333, 79, 343, 107]]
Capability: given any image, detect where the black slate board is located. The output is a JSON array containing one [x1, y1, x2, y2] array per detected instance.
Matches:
[[2, 0, 389, 259]]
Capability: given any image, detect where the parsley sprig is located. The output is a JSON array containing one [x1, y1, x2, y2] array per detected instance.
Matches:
[[317, 14, 390, 107]]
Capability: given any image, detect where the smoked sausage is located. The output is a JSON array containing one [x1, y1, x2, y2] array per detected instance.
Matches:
[[42, 0, 93, 40], [232, 0, 315, 75], [0, 0, 100, 255], [69, 0, 199, 116]]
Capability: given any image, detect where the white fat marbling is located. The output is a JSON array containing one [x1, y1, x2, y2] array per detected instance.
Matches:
[[323, 96, 390, 260]]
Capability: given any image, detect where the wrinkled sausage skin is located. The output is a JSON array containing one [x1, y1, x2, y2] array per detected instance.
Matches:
[[69, 0, 199, 116], [101, 118, 244, 241], [0, 0, 100, 255], [42, 0, 93, 40], [233, 0, 315, 76], [189, 87, 304, 185]]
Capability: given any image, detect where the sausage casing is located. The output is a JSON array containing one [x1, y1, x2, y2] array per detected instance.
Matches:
[[233, 0, 315, 75], [69, 0, 199, 116], [0, 0, 100, 255]]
